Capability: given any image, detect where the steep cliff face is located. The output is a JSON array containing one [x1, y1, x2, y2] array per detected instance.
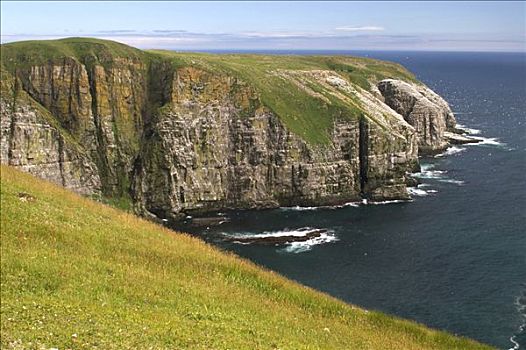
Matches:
[[0, 69, 101, 195], [377, 79, 456, 153], [132, 66, 420, 219], [1, 38, 456, 219], [14, 56, 147, 195]]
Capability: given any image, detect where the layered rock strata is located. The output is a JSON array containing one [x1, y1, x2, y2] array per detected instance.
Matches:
[[377, 79, 457, 153]]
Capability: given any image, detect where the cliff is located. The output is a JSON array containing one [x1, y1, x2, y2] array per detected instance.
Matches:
[[1, 38, 458, 219]]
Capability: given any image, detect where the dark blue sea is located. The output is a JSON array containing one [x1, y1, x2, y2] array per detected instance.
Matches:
[[173, 51, 526, 349]]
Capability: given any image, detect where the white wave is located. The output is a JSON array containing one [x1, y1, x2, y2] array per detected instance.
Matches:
[[279, 205, 320, 211], [223, 227, 338, 253], [438, 179, 465, 185], [509, 334, 520, 350], [509, 294, 526, 350], [362, 198, 411, 205], [280, 231, 339, 254], [280, 196, 414, 211], [412, 169, 447, 180], [470, 136, 505, 146], [420, 163, 435, 172], [407, 187, 430, 197], [339, 202, 361, 208], [337, 199, 411, 207], [435, 146, 466, 158], [456, 123, 481, 135], [224, 227, 324, 239], [280, 201, 362, 211]]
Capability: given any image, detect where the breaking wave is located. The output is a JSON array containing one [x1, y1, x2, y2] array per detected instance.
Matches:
[[361, 198, 411, 205], [509, 289, 526, 350], [280, 230, 339, 254], [412, 169, 447, 180], [407, 187, 437, 197], [470, 136, 506, 147], [278, 199, 406, 211], [221, 227, 338, 253], [279, 205, 322, 211], [437, 179, 465, 185], [412, 163, 465, 187], [435, 146, 466, 158], [456, 123, 481, 135]]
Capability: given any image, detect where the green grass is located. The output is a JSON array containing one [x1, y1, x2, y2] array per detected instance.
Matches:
[[1, 166, 493, 349], [1, 37, 146, 70], [147, 51, 417, 144]]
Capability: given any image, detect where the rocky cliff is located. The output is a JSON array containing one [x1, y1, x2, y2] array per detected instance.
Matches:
[[377, 79, 456, 153], [1, 38, 457, 219]]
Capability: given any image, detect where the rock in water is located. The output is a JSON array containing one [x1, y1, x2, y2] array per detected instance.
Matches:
[[223, 228, 328, 245]]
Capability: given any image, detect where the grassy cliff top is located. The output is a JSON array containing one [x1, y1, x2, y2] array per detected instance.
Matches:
[[0, 166, 493, 349], [2, 38, 417, 144], [151, 50, 418, 143], [1, 37, 146, 68]]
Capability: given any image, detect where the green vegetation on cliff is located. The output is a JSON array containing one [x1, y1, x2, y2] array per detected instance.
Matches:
[[1, 37, 146, 69], [2, 38, 416, 145], [1, 166, 492, 349], [149, 50, 417, 144]]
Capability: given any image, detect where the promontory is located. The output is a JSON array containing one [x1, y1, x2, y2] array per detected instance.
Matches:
[[1, 38, 463, 219]]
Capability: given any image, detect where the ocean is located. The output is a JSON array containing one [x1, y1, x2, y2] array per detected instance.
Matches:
[[171, 51, 526, 349]]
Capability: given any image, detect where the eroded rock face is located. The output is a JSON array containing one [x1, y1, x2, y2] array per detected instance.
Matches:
[[377, 79, 456, 153], [14, 57, 147, 194], [133, 68, 418, 219], [0, 77, 101, 195]]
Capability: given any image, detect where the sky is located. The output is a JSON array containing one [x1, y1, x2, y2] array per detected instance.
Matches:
[[1, 1, 525, 52]]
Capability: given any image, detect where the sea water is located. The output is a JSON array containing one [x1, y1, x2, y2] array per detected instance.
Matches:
[[172, 51, 526, 349]]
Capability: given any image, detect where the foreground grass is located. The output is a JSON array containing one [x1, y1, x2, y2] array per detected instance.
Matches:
[[0, 166, 493, 349]]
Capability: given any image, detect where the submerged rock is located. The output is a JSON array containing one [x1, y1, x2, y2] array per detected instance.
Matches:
[[444, 131, 482, 145], [223, 228, 328, 245]]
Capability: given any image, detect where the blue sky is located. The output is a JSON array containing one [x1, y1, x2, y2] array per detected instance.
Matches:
[[1, 1, 525, 51]]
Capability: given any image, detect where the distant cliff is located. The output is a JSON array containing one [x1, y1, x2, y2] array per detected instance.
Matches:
[[1, 38, 459, 219]]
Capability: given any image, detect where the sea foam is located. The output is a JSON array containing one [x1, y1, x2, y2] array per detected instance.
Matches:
[[280, 230, 339, 254], [456, 123, 482, 135], [222, 227, 338, 253], [435, 146, 466, 158]]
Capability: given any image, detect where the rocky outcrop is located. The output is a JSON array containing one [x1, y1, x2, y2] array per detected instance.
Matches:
[[13, 56, 147, 195], [0, 72, 101, 195], [377, 79, 456, 153], [1, 39, 460, 220]]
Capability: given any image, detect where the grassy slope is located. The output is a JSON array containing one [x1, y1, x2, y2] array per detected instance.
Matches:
[[2, 38, 416, 145], [1, 166, 492, 350]]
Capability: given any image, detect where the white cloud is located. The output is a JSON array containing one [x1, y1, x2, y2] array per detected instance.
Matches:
[[335, 26, 384, 32]]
